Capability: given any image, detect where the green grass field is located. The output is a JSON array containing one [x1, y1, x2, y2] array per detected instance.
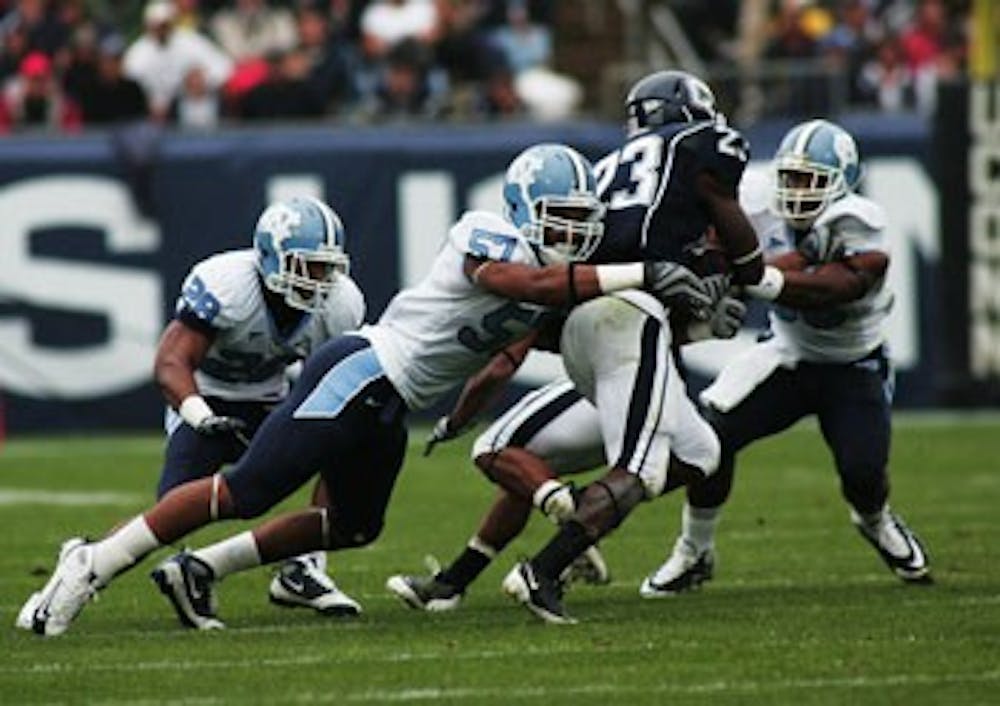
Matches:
[[1, 417, 998, 705]]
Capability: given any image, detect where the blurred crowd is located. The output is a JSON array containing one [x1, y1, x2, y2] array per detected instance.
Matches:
[[0, 0, 976, 134], [676, 0, 971, 118], [0, 0, 576, 133]]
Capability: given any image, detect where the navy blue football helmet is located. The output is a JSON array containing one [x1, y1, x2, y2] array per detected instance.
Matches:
[[625, 70, 717, 136], [253, 196, 350, 312], [503, 143, 605, 264], [773, 119, 862, 229]]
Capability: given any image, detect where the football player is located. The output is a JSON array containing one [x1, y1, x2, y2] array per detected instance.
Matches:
[[639, 119, 932, 598], [387, 70, 761, 620], [153, 195, 366, 617], [17, 142, 711, 636]]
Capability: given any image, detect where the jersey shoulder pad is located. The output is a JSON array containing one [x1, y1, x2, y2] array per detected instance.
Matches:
[[817, 193, 886, 232], [179, 250, 259, 328], [676, 121, 749, 188], [319, 274, 366, 333], [448, 210, 535, 264]]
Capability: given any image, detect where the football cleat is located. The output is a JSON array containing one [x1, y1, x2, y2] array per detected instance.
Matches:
[[851, 508, 932, 584], [386, 556, 463, 612], [561, 545, 612, 586], [269, 556, 361, 616], [502, 561, 576, 625], [16, 537, 101, 637], [639, 538, 715, 598], [151, 552, 224, 630]]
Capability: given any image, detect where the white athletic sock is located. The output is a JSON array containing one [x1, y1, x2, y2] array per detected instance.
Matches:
[[468, 535, 498, 560], [682, 503, 721, 553], [193, 531, 262, 580], [92, 515, 160, 584]]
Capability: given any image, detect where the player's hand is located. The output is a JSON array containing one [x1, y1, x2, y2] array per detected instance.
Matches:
[[701, 273, 733, 305], [708, 296, 747, 339], [643, 261, 712, 314], [423, 416, 457, 456], [195, 415, 248, 437]]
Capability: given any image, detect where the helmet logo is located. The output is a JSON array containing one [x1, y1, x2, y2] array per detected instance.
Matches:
[[258, 203, 303, 245], [507, 150, 546, 209], [833, 132, 857, 168]]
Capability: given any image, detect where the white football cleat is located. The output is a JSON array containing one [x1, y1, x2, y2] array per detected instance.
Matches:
[[18, 537, 101, 637], [269, 557, 361, 617], [639, 538, 715, 598], [502, 561, 576, 625], [386, 556, 463, 612], [851, 507, 932, 584]]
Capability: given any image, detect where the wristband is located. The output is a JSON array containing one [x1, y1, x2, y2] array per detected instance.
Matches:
[[532, 480, 566, 510], [595, 263, 645, 293], [743, 265, 784, 301], [179, 394, 214, 428]]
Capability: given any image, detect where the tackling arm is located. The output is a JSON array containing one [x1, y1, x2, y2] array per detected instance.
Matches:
[[773, 251, 888, 309]]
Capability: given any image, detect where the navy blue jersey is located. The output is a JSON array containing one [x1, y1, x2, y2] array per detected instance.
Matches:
[[591, 119, 749, 264]]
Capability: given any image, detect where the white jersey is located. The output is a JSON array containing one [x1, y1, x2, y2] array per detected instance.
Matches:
[[739, 173, 893, 363], [177, 249, 365, 401], [361, 210, 550, 411]]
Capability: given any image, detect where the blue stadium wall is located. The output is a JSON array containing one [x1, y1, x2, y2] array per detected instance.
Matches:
[[0, 118, 955, 432]]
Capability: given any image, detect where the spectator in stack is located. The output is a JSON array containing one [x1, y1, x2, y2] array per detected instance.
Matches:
[[124, 0, 232, 122], [174, 65, 220, 128], [360, 0, 439, 62], [858, 36, 913, 112], [0, 50, 80, 132], [240, 47, 326, 121], [76, 34, 149, 125], [434, 0, 491, 83], [489, 0, 549, 75], [0, 0, 72, 58], [210, 0, 297, 63], [295, 2, 356, 112], [368, 37, 442, 119]]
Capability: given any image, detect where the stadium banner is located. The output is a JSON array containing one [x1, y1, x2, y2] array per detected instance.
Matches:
[[0, 119, 946, 432]]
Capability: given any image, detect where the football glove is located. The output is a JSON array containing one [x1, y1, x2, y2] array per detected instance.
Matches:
[[643, 261, 713, 315], [708, 296, 747, 339], [195, 415, 248, 437], [423, 416, 458, 457]]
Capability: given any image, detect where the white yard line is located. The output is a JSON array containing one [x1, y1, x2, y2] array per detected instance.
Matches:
[[0, 488, 143, 506]]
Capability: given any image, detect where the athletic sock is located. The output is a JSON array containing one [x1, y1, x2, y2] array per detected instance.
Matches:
[[682, 503, 720, 554], [193, 531, 262, 580], [92, 515, 161, 584], [438, 536, 496, 590], [531, 520, 592, 579]]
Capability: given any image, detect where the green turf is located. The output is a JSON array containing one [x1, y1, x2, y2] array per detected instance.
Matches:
[[1, 419, 998, 704]]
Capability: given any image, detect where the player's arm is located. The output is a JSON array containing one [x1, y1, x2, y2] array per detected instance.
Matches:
[[424, 333, 535, 456], [463, 255, 711, 310], [154, 319, 214, 409], [154, 316, 247, 436], [695, 170, 764, 286], [774, 251, 887, 309], [746, 251, 888, 309]]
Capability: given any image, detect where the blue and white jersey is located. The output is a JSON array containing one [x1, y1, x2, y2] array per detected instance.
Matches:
[[177, 249, 366, 401], [739, 172, 893, 363], [360, 210, 550, 411]]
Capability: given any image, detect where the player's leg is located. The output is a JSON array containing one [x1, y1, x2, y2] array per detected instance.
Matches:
[[816, 352, 931, 583], [387, 384, 606, 610], [153, 361, 408, 629], [504, 302, 676, 623], [268, 478, 364, 617], [641, 367, 810, 597]]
